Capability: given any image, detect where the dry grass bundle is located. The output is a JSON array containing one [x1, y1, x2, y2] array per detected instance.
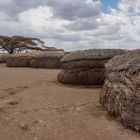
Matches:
[[61, 49, 128, 63], [6, 51, 65, 68], [30, 51, 65, 68], [0, 54, 10, 63], [30, 59, 62, 68], [100, 50, 140, 131], [7, 53, 33, 67], [58, 68, 105, 85], [62, 59, 109, 70], [58, 49, 128, 85]]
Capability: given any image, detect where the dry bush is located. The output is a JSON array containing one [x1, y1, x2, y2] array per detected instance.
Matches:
[[100, 50, 140, 131], [30, 59, 62, 68], [0, 54, 11, 63], [58, 49, 128, 85], [30, 51, 65, 68], [62, 59, 109, 70], [58, 68, 105, 85], [6, 51, 65, 68], [6, 53, 33, 67]]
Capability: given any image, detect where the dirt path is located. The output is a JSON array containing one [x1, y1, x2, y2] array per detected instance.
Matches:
[[0, 65, 139, 140]]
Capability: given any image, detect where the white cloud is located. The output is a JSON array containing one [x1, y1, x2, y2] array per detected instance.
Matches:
[[119, 0, 140, 14], [0, 0, 140, 51], [120, 16, 140, 42], [0, 12, 10, 21], [0, 0, 12, 4]]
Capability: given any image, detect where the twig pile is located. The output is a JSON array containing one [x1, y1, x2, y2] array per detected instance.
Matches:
[[58, 49, 127, 85], [0, 54, 10, 63], [100, 50, 140, 131], [7, 51, 65, 68], [7, 53, 33, 67], [30, 51, 65, 68]]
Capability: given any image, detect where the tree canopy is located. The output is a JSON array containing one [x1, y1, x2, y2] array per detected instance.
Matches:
[[0, 35, 45, 54]]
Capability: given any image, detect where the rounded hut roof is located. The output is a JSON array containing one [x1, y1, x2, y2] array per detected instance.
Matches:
[[61, 49, 128, 63], [8, 51, 65, 59], [31, 51, 65, 59], [105, 50, 140, 72]]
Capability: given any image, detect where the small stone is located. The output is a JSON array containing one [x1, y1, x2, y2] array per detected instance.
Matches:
[[9, 91, 16, 95], [18, 122, 29, 131], [8, 100, 18, 105]]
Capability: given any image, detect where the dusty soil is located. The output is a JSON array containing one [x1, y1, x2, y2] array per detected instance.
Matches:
[[0, 64, 139, 140]]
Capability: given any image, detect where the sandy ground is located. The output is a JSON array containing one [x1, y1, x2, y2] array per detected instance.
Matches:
[[0, 64, 139, 140]]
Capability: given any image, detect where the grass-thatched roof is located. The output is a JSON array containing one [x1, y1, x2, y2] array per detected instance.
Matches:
[[61, 49, 128, 63], [105, 49, 140, 72], [31, 51, 65, 59], [100, 50, 140, 131]]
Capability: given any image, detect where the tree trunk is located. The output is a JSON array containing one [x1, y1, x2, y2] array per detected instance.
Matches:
[[9, 49, 14, 54]]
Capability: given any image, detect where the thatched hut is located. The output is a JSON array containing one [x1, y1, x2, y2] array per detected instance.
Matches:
[[0, 54, 10, 63], [58, 49, 128, 85], [30, 51, 65, 68], [6, 53, 34, 67], [100, 50, 140, 131]]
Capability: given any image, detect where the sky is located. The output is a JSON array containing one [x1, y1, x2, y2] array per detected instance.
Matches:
[[0, 0, 140, 51]]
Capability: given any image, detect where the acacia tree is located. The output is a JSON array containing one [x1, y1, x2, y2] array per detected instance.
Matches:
[[0, 35, 45, 54]]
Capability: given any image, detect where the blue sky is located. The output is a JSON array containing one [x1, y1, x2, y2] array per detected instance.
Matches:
[[100, 0, 119, 13]]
